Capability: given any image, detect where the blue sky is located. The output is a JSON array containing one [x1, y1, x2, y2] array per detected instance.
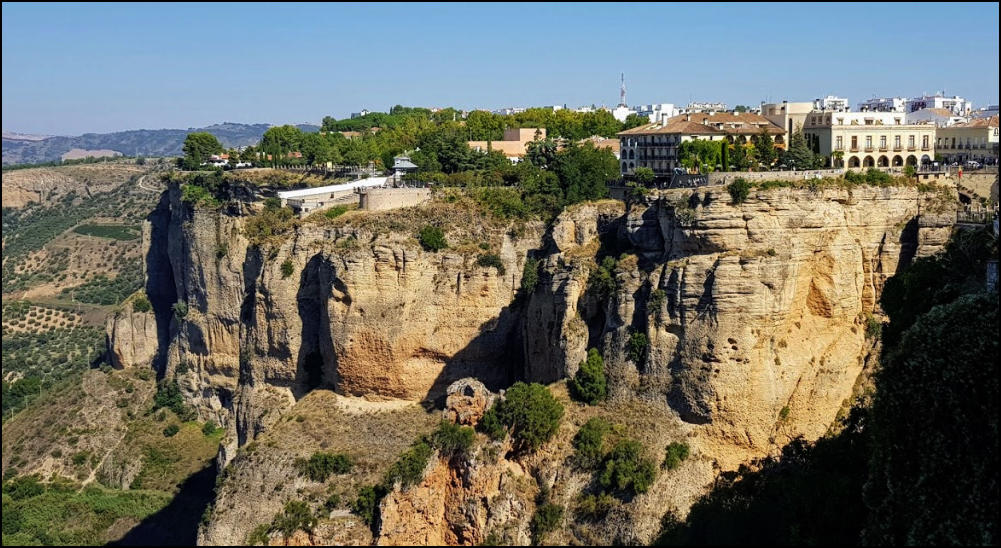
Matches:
[[2, 2, 998, 135]]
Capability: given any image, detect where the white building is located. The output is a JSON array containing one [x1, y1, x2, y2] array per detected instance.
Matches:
[[634, 103, 680, 123], [858, 96, 907, 112], [813, 95, 850, 112], [277, 176, 389, 216], [492, 107, 526, 116], [906, 93, 973, 117], [350, 109, 372, 118], [612, 104, 636, 123], [906, 108, 966, 127], [686, 101, 727, 113]]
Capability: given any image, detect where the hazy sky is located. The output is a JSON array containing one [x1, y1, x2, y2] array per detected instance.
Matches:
[[2, 2, 998, 135]]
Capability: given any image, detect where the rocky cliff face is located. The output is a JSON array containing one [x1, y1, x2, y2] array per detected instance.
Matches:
[[522, 185, 952, 466], [111, 180, 955, 545]]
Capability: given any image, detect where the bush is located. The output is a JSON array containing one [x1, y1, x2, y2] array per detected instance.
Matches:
[[626, 331, 648, 364], [520, 257, 540, 294], [648, 288, 666, 313], [296, 452, 353, 482], [351, 484, 387, 529], [573, 417, 611, 469], [865, 314, 882, 340], [531, 503, 564, 543], [384, 441, 433, 487], [903, 165, 916, 178], [131, 295, 152, 313], [576, 492, 616, 521], [727, 177, 751, 204], [418, 225, 447, 252], [271, 500, 317, 539], [588, 256, 618, 300], [246, 524, 271, 546], [476, 253, 506, 275], [162, 424, 180, 437], [569, 349, 607, 405], [479, 406, 507, 441], [429, 421, 475, 458], [172, 300, 188, 320], [599, 439, 657, 496], [484, 382, 563, 453], [663, 441, 690, 471], [202, 421, 218, 436], [324, 493, 341, 511], [280, 260, 295, 279], [2, 475, 44, 500]]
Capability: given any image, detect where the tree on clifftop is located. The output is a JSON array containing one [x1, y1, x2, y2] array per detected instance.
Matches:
[[182, 132, 223, 169]]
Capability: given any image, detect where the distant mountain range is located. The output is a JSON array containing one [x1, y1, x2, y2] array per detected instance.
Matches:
[[1, 122, 320, 165]]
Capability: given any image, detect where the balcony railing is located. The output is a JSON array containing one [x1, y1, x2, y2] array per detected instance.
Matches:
[[921, 145, 931, 151], [864, 146, 874, 152], [849, 146, 860, 152], [893, 145, 903, 151], [907, 145, 916, 151], [878, 145, 888, 151]]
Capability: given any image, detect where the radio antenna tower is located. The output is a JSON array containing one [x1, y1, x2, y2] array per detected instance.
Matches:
[[619, 73, 627, 107]]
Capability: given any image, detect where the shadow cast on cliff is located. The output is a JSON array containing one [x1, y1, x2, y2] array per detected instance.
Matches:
[[144, 191, 178, 379], [110, 463, 218, 546], [293, 254, 339, 400]]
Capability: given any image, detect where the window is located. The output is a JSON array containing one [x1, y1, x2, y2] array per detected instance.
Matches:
[[851, 136, 858, 149], [836, 136, 843, 149], [908, 135, 915, 147], [880, 136, 886, 149], [895, 135, 901, 148], [866, 136, 872, 148], [922, 135, 929, 148]]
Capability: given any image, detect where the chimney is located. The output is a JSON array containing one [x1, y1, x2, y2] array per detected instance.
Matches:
[[686, 113, 691, 122]]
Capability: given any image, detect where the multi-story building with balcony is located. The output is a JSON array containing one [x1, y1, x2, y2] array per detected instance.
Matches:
[[803, 111, 937, 167], [617, 112, 784, 177], [761, 101, 815, 144], [617, 119, 724, 177], [634, 103, 680, 123], [936, 115, 999, 164]]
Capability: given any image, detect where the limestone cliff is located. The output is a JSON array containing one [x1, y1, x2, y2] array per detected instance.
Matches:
[[109, 179, 956, 545]]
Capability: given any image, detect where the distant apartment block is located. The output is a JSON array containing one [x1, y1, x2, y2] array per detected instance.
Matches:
[[858, 96, 908, 112], [906, 94, 972, 116], [492, 107, 526, 116], [635, 103, 680, 123], [467, 127, 546, 162], [813, 95, 850, 112], [804, 111, 936, 168], [685, 101, 728, 113], [972, 105, 999, 119]]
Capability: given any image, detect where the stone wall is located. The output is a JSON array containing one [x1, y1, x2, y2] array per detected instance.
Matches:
[[359, 187, 431, 211]]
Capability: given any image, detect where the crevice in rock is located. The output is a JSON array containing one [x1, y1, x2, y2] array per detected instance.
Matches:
[[293, 254, 339, 400], [146, 191, 178, 379]]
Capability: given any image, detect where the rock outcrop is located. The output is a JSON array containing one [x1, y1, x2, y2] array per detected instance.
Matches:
[[110, 179, 957, 545]]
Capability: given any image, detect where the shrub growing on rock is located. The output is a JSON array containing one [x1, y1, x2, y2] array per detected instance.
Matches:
[[572, 417, 611, 468], [482, 382, 563, 452], [530, 502, 564, 544], [418, 225, 447, 252], [727, 177, 751, 204], [599, 439, 657, 496], [663, 441, 690, 471], [569, 349, 607, 405], [429, 420, 475, 458], [296, 452, 353, 482]]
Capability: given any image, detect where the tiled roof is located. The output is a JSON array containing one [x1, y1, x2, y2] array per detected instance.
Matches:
[[664, 112, 784, 135], [617, 120, 724, 136], [953, 115, 998, 128]]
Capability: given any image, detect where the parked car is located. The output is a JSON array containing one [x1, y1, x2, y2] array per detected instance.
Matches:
[[234, 162, 252, 168], [965, 160, 981, 169]]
